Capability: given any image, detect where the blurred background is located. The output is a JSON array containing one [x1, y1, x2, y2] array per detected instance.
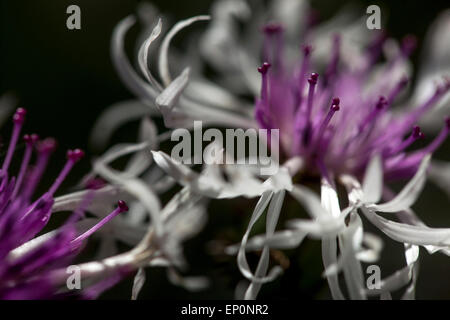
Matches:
[[1, 0, 450, 299]]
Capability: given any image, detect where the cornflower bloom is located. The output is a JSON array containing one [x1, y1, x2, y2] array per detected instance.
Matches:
[[100, 0, 450, 299], [0, 107, 130, 299]]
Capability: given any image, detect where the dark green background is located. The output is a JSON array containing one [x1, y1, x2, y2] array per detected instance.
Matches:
[[1, 0, 449, 299]]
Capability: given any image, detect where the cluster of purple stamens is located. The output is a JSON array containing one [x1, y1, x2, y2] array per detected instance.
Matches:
[[255, 24, 450, 181], [0, 108, 127, 299]]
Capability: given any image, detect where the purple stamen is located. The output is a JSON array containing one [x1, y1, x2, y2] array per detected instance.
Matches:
[[85, 178, 106, 190], [2, 108, 26, 173], [71, 200, 128, 245], [305, 73, 318, 119], [388, 76, 408, 104], [302, 73, 319, 146], [312, 98, 340, 150], [324, 34, 341, 84], [258, 62, 271, 103], [401, 34, 417, 56], [263, 23, 283, 35], [296, 45, 312, 107], [262, 23, 284, 70], [420, 117, 450, 154], [48, 149, 85, 196], [385, 126, 424, 156], [11, 134, 39, 200], [21, 138, 57, 200], [359, 96, 387, 132], [365, 31, 387, 69], [400, 81, 450, 131]]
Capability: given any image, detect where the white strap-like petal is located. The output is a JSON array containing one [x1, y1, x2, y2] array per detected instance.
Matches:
[[94, 161, 163, 236], [124, 117, 158, 177], [321, 178, 341, 218], [131, 268, 146, 300], [362, 154, 383, 204], [371, 154, 431, 212], [158, 15, 210, 86], [243, 191, 285, 299], [237, 191, 285, 291], [137, 18, 164, 91], [338, 213, 367, 300], [112, 16, 158, 101], [290, 184, 329, 219], [362, 206, 450, 247], [89, 100, 153, 150], [428, 159, 450, 198], [152, 150, 291, 199]]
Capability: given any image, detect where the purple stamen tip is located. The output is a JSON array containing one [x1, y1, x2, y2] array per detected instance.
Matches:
[[37, 138, 57, 153], [333, 33, 341, 43], [308, 73, 319, 85], [399, 76, 409, 86], [23, 133, 39, 145], [67, 149, 85, 162], [331, 98, 340, 111], [376, 96, 387, 109], [263, 23, 283, 34], [302, 45, 312, 56], [13, 108, 26, 124], [257, 62, 271, 74], [412, 126, 424, 139], [402, 34, 417, 54], [117, 200, 129, 213]]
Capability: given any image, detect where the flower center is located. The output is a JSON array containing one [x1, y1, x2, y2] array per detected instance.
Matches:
[[254, 24, 450, 181]]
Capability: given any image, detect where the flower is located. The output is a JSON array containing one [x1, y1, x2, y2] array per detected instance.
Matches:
[[101, 0, 450, 299], [88, 116, 211, 298], [0, 108, 132, 299], [253, 33, 449, 181]]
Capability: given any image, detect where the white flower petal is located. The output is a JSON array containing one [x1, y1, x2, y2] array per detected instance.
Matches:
[[338, 213, 366, 300], [244, 191, 285, 299], [131, 268, 146, 300], [362, 154, 383, 204], [361, 206, 450, 247], [237, 192, 278, 285], [89, 100, 153, 150], [412, 10, 450, 130], [371, 154, 431, 212], [290, 184, 329, 219], [112, 16, 158, 102], [137, 18, 163, 90], [124, 117, 158, 176], [428, 160, 450, 198], [158, 15, 210, 86], [156, 67, 190, 111], [322, 238, 345, 300]]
